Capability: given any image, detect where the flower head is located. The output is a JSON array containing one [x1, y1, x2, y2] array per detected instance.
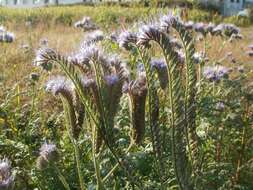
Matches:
[[193, 22, 206, 35], [83, 30, 104, 46], [37, 142, 58, 170], [45, 76, 74, 97], [160, 13, 180, 32], [150, 58, 168, 90], [74, 16, 98, 31], [137, 24, 160, 47], [184, 21, 194, 30], [118, 31, 137, 50], [0, 159, 14, 189], [34, 48, 56, 71]]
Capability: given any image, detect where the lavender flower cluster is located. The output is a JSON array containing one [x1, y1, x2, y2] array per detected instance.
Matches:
[[203, 66, 230, 82], [74, 16, 98, 31], [0, 26, 15, 43], [36, 143, 58, 170], [183, 21, 241, 39], [0, 159, 14, 189]]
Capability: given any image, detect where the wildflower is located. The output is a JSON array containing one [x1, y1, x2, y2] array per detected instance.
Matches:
[[193, 52, 205, 64], [249, 45, 253, 50], [223, 24, 240, 37], [0, 159, 14, 189], [193, 22, 207, 35], [176, 50, 186, 64], [0, 32, 15, 43], [203, 66, 229, 82], [82, 30, 104, 46], [37, 142, 58, 170], [34, 48, 56, 71], [184, 21, 194, 30], [150, 58, 168, 90], [45, 76, 74, 98], [205, 23, 215, 34], [216, 101, 225, 111], [211, 24, 224, 36], [160, 13, 180, 32], [74, 16, 98, 31], [127, 74, 147, 144], [118, 31, 137, 50], [110, 32, 118, 43], [170, 38, 182, 49], [104, 74, 119, 86], [137, 24, 160, 47]]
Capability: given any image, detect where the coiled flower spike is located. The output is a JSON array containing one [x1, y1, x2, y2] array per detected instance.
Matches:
[[125, 74, 147, 144], [150, 58, 169, 90], [46, 76, 81, 139], [36, 143, 59, 170], [118, 31, 138, 50]]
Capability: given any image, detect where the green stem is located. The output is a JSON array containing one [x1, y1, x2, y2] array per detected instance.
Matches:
[[61, 97, 86, 190], [92, 124, 103, 190], [102, 142, 134, 183], [54, 165, 71, 190]]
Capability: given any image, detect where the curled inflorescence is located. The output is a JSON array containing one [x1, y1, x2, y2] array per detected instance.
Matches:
[[118, 31, 138, 50], [36, 143, 59, 170]]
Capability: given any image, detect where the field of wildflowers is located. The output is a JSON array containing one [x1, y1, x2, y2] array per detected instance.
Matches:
[[0, 4, 253, 190]]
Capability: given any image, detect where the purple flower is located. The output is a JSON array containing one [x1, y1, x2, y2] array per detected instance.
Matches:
[[211, 24, 224, 36], [184, 21, 194, 30], [193, 22, 206, 35], [0, 159, 14, 189], [216, 102, 225, 111], [37, 142, 59, 170], [74, 16, 98, 31], [150, 58, 168, 90], [34, 48, 56, 71], [83, 30, 104, 46], [104, 74, 119, 86], [137, 24, 160, 47], [45, 76, 74, 97], [118, 31, 137, 50], [249, 44, 253, 50], [160, 13, 180, 32], [203, 66, 230, 82], [193, 52, 205, 64]]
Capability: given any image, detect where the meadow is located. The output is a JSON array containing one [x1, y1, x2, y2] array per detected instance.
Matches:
[[0, 4, 253, 190]]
